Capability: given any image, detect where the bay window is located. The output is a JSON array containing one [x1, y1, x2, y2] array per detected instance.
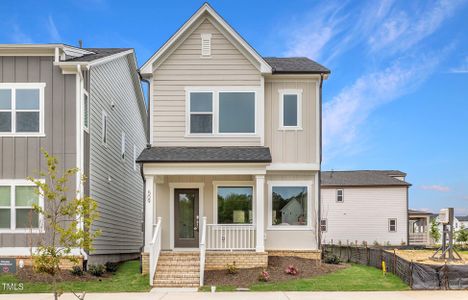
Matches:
[[0, 83, 45, 136], [216, 185, 253, 224]]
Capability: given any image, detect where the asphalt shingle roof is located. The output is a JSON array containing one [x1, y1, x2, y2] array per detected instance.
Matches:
[[136, 146, 272, 163], [321, 170, 411, 187], [264, 57, 330, 74], [409, 209, 433, 215], [457, 216, 468, 222], [65, 48, 131, 62]]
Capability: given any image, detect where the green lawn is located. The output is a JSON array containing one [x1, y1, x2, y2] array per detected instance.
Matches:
[[0, 260, 150, 294], [201, 264, 409, 292]]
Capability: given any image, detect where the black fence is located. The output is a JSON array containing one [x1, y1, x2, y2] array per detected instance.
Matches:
[[323, 245, 468, 290]]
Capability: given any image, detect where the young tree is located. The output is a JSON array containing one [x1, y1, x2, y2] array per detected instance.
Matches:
[[456, 224, 468, 245], [28, 150, 100, 300], [429, 218, 441, 244]]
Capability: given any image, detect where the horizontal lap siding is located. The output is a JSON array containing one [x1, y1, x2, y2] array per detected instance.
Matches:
[[265, 79, 318, 163], [321, 187, 408, 245], [0, 56, 76, 247], [89, 56, 146, 255], [152, 18, 262, 146]]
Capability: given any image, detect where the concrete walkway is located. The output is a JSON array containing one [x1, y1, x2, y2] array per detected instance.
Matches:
[[1, 291, 467, 300]]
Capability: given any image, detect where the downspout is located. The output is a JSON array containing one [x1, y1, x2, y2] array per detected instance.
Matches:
[[317, 73, 324, 250], [138, 73, 151, 272]]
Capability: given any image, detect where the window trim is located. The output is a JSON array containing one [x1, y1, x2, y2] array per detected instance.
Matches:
[[187, 91, 214, 134], [101, 110, 108, 147], [0, 83, 46, 137], [83, 90, 90, 132], [121, 131, 126, 160], [212, 181, 255, 225], [320, 219, 327, 232], [336, 189, 344, 203], [0, 179, 45, 233], [185, 87, 259, 137], [389, 218, 397, 232], [267, 180, 313, 231], [278, 89, 302, 130]]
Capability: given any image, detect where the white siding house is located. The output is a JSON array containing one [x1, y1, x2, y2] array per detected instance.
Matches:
[[321, 170, 410, 246]]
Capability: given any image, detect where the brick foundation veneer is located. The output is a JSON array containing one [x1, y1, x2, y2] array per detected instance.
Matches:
[[141, 252, 149, 274], [204, 251, 268, 270], [2, 256, 83, 271], [267, 250, 322, 264]]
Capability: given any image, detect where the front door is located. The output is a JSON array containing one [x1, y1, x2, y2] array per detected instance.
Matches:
[[174, 189, 199, 248]]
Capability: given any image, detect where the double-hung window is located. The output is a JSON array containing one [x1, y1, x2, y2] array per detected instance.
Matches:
[[187, 89, 256, 135], [215, 184, 253, 224], [389, 219, 397, 232], [320, 219, 327, 232], [0, 180, 43, 232], [0, 83, 45, 136], [269, 181, 312, 229], [336, 189, 344, 203], [279, 89, 302, 129]]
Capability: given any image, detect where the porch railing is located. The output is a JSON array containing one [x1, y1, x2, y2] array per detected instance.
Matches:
[[199, 217, 207, 286], [149, 217, 162, 286], [409, 232, 428, 245], [206, 224, 256, 250]]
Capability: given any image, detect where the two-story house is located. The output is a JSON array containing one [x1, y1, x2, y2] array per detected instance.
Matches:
[[137, 3, 329, 287], [0, 44, 147, 266]]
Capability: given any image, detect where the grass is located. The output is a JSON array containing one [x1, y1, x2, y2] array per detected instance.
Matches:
[[200, 264, 409, 292], [0, 260, 150, 294]]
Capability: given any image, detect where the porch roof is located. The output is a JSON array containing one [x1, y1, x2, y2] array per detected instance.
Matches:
[[136, 146, 272, 163]]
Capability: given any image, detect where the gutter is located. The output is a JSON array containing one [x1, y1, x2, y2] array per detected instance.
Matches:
[[317, 73, 324, 250]]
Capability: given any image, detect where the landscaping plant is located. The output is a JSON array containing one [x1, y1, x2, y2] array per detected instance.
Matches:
[[70, 266, 84, 277], [226, 262, 238, 275], [324, 253, 341, 265], [105, 262, 119, 273], [88, 264, 105, 277], [456, 225, 468, 245], [430, 219, 441, 243], [258, 270, 270, 282], [28, 149, 100, 300], [285, 265, 298, 275]]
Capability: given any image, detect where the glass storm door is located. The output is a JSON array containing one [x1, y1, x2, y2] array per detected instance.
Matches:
[[174, 189, 199, 248]]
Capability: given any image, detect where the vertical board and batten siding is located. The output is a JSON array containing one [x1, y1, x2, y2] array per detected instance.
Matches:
[[321, 187, 408, 245], [264, 79, 318, 164], [152, 17, 262, 146], [0, 56, 77, 247], [89, 55, 146, 255]]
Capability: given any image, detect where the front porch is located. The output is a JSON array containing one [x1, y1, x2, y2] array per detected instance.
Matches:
[[409, 210, 433, 246]]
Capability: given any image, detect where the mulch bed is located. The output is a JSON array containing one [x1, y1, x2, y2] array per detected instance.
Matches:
[[204, 256, 348, 288], [17, 267, 111, 283]]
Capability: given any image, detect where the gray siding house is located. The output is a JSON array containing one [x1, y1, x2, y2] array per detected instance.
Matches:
[[0, 44, 147, 265]]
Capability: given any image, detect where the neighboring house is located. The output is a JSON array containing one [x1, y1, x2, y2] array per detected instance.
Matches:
[[432, 213, 464, 243], [137, 3, 329, 287], [320, 170, 411, 246], [408, 209, 433, 246], [458, 216, 468, 229], [0, 44, 147, 265]]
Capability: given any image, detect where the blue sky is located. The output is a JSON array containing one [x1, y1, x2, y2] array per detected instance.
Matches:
[[1, 0, 467, 215]]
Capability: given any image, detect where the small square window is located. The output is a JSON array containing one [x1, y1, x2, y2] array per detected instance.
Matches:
[[320, 219, 327, 232], [336, 189, 344, 203], [389, 219, 397, 232]]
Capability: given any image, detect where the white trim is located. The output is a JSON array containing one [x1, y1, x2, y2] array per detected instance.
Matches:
[[82, 90, 90, 132], [139, 3, 271, 74], [101, 110, 108, 146], [278, 89, 302, 130], [143, 163, 267, 176], [266, 163, 320, 171], [0, 179, 45, 233], [201, 33, 212, 57], [212, 181, 255, 225], [267, 180, 314, 231], [185, 87, 260, 137], [315, 81, 320, 164], [121, 131, 126, 161], [259, 76, 265, 146], [169, 182, 205, 250], [255, 175, 265, 252], [149, 75, 154, 145], [0, 82, 46, 137]]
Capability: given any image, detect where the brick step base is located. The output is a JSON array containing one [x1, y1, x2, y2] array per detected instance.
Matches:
[[153, 251, 200, 288]]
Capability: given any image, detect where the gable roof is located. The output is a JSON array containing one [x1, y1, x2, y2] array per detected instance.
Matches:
[[140, 3, 272, 75], [264, 57, 330, 74], [409, 209, 433, 216], [321, 170, 411, 187], [136, 146, 272, 163]]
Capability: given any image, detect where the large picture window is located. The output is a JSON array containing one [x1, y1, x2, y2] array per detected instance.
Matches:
[[217, 186, 253, 224], [269, 183, 311, 228], [0, 83, 45, 136], [187, 89, 256, 135], [0, 180, 43, 232]]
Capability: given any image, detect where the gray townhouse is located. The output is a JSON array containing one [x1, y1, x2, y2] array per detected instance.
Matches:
[[0, 44, 147, 265]]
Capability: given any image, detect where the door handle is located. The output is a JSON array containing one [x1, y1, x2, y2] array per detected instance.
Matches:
[[194, 215, 199, 231]]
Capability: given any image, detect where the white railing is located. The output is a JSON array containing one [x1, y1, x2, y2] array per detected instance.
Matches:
[[409, 232, 428, 245], [149, 217, 162, 286], [206, 224, 256, 250], [199, 217, 207, 287]]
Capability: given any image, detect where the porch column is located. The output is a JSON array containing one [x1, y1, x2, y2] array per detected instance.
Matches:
[[255, 175, 265, 252], [144, 175, 155, 252]]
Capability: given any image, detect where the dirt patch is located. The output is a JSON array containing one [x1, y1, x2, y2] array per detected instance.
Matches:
[[392, 249, 468, 265], [204, 256, 347, 288], [17, 267, 111, 283]]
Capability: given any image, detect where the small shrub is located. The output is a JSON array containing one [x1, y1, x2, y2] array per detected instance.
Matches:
[[226, 262, 238, 275], [105, 262, 119, 273], [285, 265, 298, 275], [373, 240, 380, 246], [258, 270, 270, 282], [324, 253, 341, 264], [70, 265, 83, 276], [88, 264, 105, 277]]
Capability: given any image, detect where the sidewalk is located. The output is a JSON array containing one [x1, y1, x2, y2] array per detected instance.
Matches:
[[1, 291, 467, 300]]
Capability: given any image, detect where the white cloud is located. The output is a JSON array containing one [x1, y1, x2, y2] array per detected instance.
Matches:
[[10, 24, 33, 43], [419, 185, 451, 192], [46, 16, 61, 42], [449, 56, 468, 73]]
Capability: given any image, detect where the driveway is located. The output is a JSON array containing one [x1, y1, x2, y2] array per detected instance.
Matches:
[[1, 291, 467, 300]]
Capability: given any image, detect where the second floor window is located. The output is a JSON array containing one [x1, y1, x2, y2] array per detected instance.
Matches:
[[188, 90, 256, 135], [279, 89, 302, 129], [0, 83, 45, 136], [336, 189, 344, 202]]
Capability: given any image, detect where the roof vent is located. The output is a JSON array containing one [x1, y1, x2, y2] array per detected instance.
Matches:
[[201, 33, 212, 57]]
